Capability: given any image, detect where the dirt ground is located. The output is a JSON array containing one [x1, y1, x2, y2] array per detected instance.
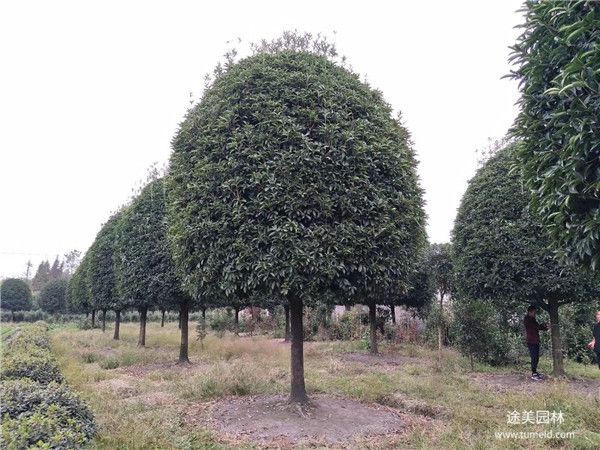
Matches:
[[472, 372, 600, 398], [188, 394, 428, 448]]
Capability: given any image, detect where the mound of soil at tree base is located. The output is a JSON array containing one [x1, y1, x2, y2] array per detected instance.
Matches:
[[473, 373, 600, 398], [203, 394, 413, 447], [340, 351, 431, 368]]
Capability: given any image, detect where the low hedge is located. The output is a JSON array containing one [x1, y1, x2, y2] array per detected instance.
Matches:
[[0, 322, 97, 449], [0, 352, 64, 385]]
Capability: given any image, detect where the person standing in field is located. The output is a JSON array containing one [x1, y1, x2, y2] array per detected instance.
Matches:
[[524, 305, 548, 380], [587, 310, 600, 370]]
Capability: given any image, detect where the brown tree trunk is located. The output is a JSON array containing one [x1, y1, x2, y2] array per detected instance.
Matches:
[[345, 305, 351, 312], [369, 301, 378, 355], [178, 310, 181, 329], [160, 309, 165, 327], [113, 310, 121, 340], [390, 303, 396, 324], [138, 307, 147, 347], [179, 300, 190, 364], [11, 310, 15, 322], [202, 307, 206, 320], [437, 293, 444, 367], [101, 309, 106, 332], [289, 295, 308, 404], [234, 306, 239, 335], [284, 304, 291, 342], [91, 310, 96, 328], [547, 299, 565, 377]]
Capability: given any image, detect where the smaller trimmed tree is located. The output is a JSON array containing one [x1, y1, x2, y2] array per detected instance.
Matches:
[[88, 211, 124, 333], [39, 279, 68, 314], [1, 278, 33, 320]]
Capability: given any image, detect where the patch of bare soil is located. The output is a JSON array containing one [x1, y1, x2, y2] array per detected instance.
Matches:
[[194, 394, 420, 448], [473, 373, 600, 398], [340, 351, 431, 368]]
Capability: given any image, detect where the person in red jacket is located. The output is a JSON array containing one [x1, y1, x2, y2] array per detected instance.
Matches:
[[524, 305, 548, 380]]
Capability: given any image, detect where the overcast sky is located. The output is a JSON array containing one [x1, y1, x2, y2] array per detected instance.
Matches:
[[0, 0, 524, 279]]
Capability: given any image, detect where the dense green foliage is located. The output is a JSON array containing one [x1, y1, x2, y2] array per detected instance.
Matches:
[[88, 212, 123, 313], [452, 143, 600, 374], [68, 254, 92, 314], [0, 323, 64, 385], [452, 296, 522, 367], [39, 279, 69, 314], [510, 1, 600, 270], [0, 322, 97, 449], [1, 278, 32, 312], [168, 50, 426, 300], [114, 178, 185, 313], [452, 144, 598, 304]]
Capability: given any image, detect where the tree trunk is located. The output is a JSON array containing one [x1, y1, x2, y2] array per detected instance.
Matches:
[[369, 301, 378, 355], [202, 307, 206, 320], [101, 309, 106, 332], [91, 310, 96, 328], [160, 309, 165, 327], [178, 311, 181, 329], [86, 311, 89, 319], [470, 353, 474, 371], [345, 305, 351, 312], [284, 304, 291, 342], [113, 310, 121, 340], [179, 300, 190, 364], [289, 296, 308, 404], [11, 310, 15, 322], [390, 303, 396, 324], [234, 306, 239, 335], [138, 307, 147, 347], [437, 293, 444, 367], [547, 299, 565, 377]]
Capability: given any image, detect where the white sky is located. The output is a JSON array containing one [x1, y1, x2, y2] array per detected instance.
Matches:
[[0, 0, 524, 279]]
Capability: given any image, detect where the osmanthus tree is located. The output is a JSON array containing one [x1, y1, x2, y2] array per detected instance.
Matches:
[[68, 254, 94, 322], [114, 178, 193, 360], [395, 251, 435, 319], [0, 278, 32, 320], [39, 279, 68, 314], [452, 144, 600, 376], [167, 43, 426, 403], [510, 1, 600, 271], [88, 211, 124, 333]]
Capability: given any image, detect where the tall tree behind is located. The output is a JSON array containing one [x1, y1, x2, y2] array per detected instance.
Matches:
[[31, 260, 50, 292]]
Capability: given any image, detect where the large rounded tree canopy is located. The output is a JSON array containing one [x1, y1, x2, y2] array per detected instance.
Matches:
[[0, 278, 32, 312], [168, 51, 426, 300], [452, 144, 597, 304]]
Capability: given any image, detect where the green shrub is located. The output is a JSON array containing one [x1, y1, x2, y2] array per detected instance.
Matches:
[[9, 324, 51, 351], [0, 379, 96, 438], [1, 406, 92, 449], [0, 352, 64, 385]]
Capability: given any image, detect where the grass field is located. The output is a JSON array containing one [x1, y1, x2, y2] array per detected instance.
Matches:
[[49, 322, 600, 449]]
